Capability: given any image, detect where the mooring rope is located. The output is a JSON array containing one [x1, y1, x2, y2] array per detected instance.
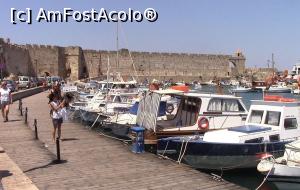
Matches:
[[178, 139, 191, 164], [97, 131, 132, 144], [255, 156, 276, 190]]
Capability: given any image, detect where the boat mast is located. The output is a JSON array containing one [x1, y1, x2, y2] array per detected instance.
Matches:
[[116, 19, 119, 72], [106, 55, 110, 113], [271, 53, 275, 74]]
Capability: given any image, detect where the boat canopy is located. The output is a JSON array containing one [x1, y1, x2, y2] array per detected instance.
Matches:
[[136, 92, 162, 131]]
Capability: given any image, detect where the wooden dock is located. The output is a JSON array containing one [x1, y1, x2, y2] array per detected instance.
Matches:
[[0, 92, 245, 190]]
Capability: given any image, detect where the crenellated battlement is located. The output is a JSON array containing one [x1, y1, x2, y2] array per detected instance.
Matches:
[[1, 37, 245, 81]]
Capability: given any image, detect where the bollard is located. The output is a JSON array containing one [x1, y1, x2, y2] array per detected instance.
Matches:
[[34, 119, 38, 140], [20, 102, 23, 116], [25, 107, 28, 124], [56, 137, 61, 161], [18, 99, 22, 111]]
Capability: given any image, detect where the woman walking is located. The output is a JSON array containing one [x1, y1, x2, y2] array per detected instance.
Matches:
[[0, 81, 12, 122], [48, 92, 65, 141]]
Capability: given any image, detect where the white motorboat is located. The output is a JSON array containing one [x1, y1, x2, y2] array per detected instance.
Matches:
[[104, 94, 179, 138], [80, 92, 138, 123], [265, 82, 292, 93], [229, 86, 252, 93], [292, 88, 300, 95], [257, 140, 300, 187], [158, 95, 300, 169], [130, 89, 248, 144]]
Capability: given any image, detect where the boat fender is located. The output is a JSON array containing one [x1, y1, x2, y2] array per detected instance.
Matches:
[[166, 104, 174, 114], [198, 117, 209, 130]]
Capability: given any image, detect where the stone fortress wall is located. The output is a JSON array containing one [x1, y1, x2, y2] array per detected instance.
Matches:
[[0, 38, 246, 82]]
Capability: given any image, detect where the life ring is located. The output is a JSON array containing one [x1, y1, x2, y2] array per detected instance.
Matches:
[[166, 104, 174, 114], [198, 117, 209, 130]]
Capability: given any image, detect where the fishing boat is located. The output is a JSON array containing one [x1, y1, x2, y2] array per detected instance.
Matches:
[[131, 90, 248, 144], [79, 92, 138, 123], [265, 82, 292, 93], [104, 90, 180, 138], [229, 86, 252, 93], [157, 96, 300, 169], [104, 99, 172, 138], [201, 80, 217, 86], [292, 88, 300, 95], [257, 140, 300, 188], [252, 81, 267, 91]]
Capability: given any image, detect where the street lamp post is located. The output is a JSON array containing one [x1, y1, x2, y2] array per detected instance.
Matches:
[[0, 45, 3, 80], [35, 59, 38, 76]]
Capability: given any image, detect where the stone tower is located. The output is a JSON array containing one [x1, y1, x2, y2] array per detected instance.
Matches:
[[228, 51, 246, 76], [64, 46, 83, 81]]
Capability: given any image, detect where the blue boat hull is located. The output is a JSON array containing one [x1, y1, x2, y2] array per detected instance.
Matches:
[[157, 137, 287, 169]]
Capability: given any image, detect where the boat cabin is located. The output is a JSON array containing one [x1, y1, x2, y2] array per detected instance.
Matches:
[[81, 92, 137, 113], [135, 90, 248, 141], [203, 96, 300, 143]]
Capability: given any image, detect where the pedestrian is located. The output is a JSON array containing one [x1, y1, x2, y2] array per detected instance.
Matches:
[[48, 92, 64, 142], [0, 81, 13, 122], [49, 82, 62, 98]]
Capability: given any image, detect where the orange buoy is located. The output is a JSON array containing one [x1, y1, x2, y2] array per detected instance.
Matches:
[[279, 98, 296, 102], [170, 85, 189, 92], [264, 95, 282, 101]]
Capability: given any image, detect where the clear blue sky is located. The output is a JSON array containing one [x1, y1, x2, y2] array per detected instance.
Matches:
[[1, 0, 300, 70]]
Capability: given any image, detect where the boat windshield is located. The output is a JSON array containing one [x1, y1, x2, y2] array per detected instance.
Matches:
[[264, 111, 281, 126], [248, 110, 264, 124], [207, 98, 245, 112]]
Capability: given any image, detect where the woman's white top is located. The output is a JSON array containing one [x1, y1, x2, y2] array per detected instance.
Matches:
[[50, 101, 63, 119], [0, 88, 11, 102]]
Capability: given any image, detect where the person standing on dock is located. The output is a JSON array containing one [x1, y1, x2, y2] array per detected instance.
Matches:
[[0, 81, 12, 122], [48, 92, 64, 142]]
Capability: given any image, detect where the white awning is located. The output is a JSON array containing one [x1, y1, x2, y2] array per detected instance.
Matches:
[[136, 92, 162, 132]]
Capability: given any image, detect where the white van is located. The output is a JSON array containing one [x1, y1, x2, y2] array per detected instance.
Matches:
[[18, 76, 31, 89]]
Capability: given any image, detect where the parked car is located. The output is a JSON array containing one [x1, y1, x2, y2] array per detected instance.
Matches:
[[2, 79, 18, 92], [17, 76, 31, 89], [47, 76, 62, 85], [37, 77, 47, 86], [30, 77, 38, 88]]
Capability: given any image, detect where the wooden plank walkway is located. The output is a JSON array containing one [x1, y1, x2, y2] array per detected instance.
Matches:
[[0, 92, 245, 190]]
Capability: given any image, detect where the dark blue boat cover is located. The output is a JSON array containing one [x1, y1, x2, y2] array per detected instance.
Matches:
[[129, 102, 139, 115], [129, 101, 167, 116]]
